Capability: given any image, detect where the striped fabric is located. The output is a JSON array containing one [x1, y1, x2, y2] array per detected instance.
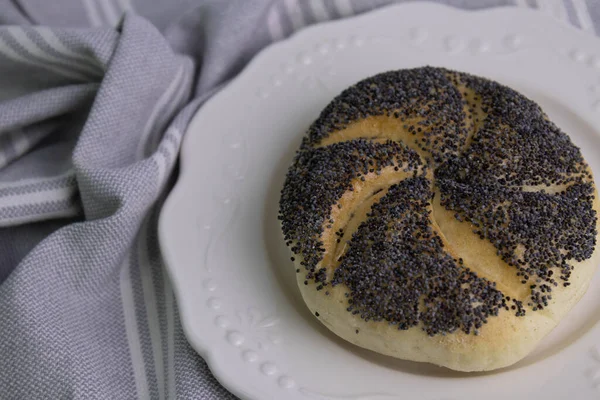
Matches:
[[0, 0, 599, 399]]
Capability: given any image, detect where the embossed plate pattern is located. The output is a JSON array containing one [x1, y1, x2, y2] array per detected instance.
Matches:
[[159, 3, 600, 399]]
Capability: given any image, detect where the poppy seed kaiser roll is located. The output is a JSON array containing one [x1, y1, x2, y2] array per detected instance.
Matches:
[[278, 66, 600, 372]]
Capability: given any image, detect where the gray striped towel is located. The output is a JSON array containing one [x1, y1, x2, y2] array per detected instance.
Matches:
[[0, 0, 599, 399]]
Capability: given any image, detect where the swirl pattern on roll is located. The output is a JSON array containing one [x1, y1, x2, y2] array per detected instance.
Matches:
[[279, 66, 597, 337]]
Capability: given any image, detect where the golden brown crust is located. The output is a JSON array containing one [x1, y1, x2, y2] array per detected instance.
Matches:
[[278, 66, 600, 371], [293, 192, 600, 371]]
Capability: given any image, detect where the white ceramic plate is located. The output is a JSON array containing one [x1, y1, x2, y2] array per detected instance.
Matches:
[[159, 3, 600, 399]]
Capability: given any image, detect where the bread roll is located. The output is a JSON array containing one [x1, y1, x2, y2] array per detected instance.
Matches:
[[278, 67, 600, 371]]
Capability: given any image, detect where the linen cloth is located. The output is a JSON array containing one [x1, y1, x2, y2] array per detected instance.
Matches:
[[0, 0, 599, 398]]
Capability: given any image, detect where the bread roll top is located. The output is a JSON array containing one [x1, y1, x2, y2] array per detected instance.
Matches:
[[278, 67, 597, 343]]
